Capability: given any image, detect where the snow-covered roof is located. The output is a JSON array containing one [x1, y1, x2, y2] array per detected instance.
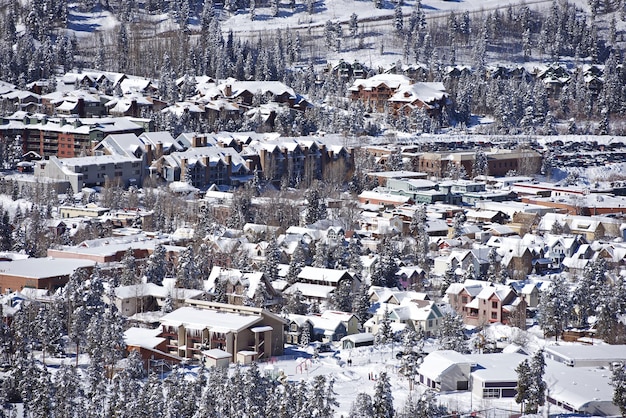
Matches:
[[124, 327, 165, 349], [388, 82, 447, 107], [160, 306, 262, 333], [466, 353, 528, 383], [349, 74, 412, 91], [545, 359, 617, 413], [0, 257, 95, 279], [418, 350, 472, 381], [283, 282, 335, 299], [114, 283, 204, 300], [297, 266, 351, 283]]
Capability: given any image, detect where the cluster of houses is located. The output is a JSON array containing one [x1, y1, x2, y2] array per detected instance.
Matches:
[[10, 129, 353, 192], [416, 344, 626, 416]]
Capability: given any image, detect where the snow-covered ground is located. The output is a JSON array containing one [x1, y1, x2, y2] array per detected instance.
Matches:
[[18, 323, 579, 418]]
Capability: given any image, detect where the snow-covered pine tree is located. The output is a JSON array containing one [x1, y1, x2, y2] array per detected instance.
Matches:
[[612, 363, 626, 417], [305, 183, 327, 225], [399, 390, 445, 418], [538, 275, 571, 340], [526, 349, 546, 414], [145, 243, 167, 286], [394, 3, 404, 34], [372, 372, 394, 418], [287, 242, 306, 284], [52, 362, 84, 418], [176, 245, 201, 289], [515, 358, 532, 413], [120, 247, 137, 286], [399, 328, 422, 388], [438, 312, 468, 353], [352, 283, 371, 326], [349, 13, 359, 37], [348, 392, 374, 417], [472, 149, 488, 177], [572, 258, 606, 327], [330, 278, 352, 312], [375, 307, 393, 345]]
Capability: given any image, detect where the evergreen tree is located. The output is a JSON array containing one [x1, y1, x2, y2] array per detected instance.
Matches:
[[349, 393, 374, 418], [349, 13, 359, 37], [472, 149, 488, 177], [394, 3, 404, 34], [612, 363, 626, 418], [330, 278, 353, 312], [372, 372, 394, 418], [305, 184, 327, 225], [399, 328, 423, 388], [515, 358, 533, 414], [572, 258, 606, 327], [538, 277, 571, 341], [287, 243, 306, 284], [262, 235, 282, 283], [375, 307, 393, 345], [145, 243, 167, 286], [437, 312, 468, 353], [53, 363, 84, 418], [399, 390, 445, 418], [352, 283, 371, 326], [176, 245, 201, 289], [120, 247, 138, 286]]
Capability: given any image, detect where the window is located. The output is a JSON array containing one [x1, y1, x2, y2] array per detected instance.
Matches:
[[483, 388, 500, 398], [491, 312, 498, 319], [492, 301, 498, 309], [461, 296, 468, 304]]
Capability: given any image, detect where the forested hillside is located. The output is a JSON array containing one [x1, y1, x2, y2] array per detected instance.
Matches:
[[0, 0, 625, 133]]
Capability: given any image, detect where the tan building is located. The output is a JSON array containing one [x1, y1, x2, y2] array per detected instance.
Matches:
[[418, 149, 542, 179], [159, 300, 288, 362]]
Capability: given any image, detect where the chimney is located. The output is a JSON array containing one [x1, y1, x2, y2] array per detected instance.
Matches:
[[180, 158, 187, 180], [245, 159, 253, 171], [145, 143, 153, 164], [156, 141, 163, 158], [225, 84, 232, 97], [225, 154, 232, 180]]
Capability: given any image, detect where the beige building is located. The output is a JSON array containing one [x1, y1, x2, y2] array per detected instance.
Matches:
[[159, 300, 288, 362]]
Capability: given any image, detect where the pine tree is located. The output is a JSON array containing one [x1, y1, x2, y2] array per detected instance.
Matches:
[[305, 183, 326, 225], [438, 312, 468, 353], [515, 358, 533, 414], [372, 372, 394, 418], [287, 243, 306, 284], [262, 235, 281, 284], [330, 278, 353, 312], [538, 276, 571, 341], [375, 307, 393, 345], [612, 363, 626, 418], [349, 392, 374, 418], [394, 3, 404, 34], [399, 390, 445, 418], [399, 328, 422, 388], [349, 13, 359, 37], [145, 243, 167, 286], [176, 245, 201, 289], [352, 283, 371, 326], [120, 247, 138, 286], [572, 258, 606, 327], [472, 150, 488, 177], [526, 350, 546, 414], [53, 363, 84, 418]]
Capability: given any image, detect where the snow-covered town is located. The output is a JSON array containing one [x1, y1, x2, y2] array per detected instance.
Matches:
[[1, 0, 626, 417]]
